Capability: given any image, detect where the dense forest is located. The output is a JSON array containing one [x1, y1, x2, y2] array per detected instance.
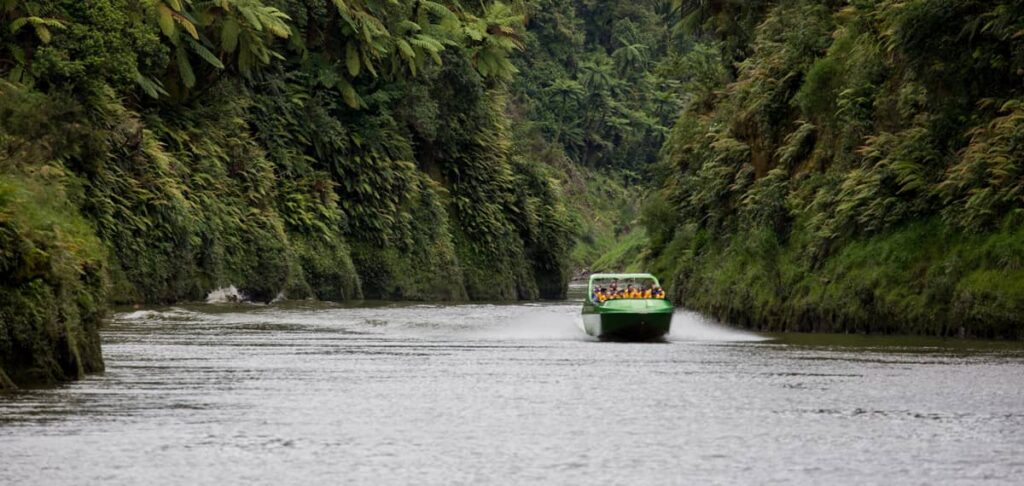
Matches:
[[2, 0, 1023, 387], [640, 0, 1024, 339], [0, 0, 675, 387]]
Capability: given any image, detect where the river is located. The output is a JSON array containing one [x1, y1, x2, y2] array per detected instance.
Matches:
[[2, 290, 1023, 484]]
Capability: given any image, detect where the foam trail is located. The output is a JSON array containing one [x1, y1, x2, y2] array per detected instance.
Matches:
[[470, 305, 589, 341], [114, 307, 209, 323], [119, 310, 162, 321], [206, 286, 247, 303], [669, 309, 771, 342]]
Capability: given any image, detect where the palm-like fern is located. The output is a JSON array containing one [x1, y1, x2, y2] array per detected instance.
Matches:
[[139, 0, 291, 95], [463, 1, 525, 79], [2, 2, 65, 86], [940, 99, 1024, 230]]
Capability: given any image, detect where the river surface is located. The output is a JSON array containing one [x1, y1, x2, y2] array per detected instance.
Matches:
[[2, 290, 1024, 485]]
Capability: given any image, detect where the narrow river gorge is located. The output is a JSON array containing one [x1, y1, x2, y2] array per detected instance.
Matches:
[[2, 290, 1022, 484]]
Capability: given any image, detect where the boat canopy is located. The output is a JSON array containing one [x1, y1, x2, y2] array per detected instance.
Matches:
[[588, 273, 660, 291]]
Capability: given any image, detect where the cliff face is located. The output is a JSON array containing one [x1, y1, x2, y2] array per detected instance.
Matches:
[[1, 168, 105, 388], [0, 1, 575, 388], [645, 0, 1024, 338]]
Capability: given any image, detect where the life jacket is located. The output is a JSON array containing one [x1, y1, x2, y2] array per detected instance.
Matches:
[[597, 293, 607, 303], [654, 289, 666, 299], [643, 289, 652, 299]]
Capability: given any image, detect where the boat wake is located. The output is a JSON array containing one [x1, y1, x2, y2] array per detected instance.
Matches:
[[458, 304, 590, 341], [110, 302, 767, 344], [668, 309, 771, 342]]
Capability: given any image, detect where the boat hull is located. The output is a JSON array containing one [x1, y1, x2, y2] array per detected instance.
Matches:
[[581, 299, 673, 341]]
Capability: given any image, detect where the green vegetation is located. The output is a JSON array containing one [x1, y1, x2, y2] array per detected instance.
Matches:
[[0, 143, 106, 386], [0, 0, 598, 387], [509, 0, 682, 274], [4, 0, 1023, 386], [645, 0, 1024, 339], [589, 227, 646, 273]]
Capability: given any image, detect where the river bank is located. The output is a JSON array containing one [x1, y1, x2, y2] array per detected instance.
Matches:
[[642, 1, 1024, 341], [0, 1, 582, 389], [647, 220, 1024, 341]]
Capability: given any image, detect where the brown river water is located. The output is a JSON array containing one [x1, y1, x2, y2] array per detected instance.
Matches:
[[2, 287, 1023, 484]]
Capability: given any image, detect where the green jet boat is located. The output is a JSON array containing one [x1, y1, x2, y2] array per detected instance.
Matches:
[[580, 273, 673, 341]]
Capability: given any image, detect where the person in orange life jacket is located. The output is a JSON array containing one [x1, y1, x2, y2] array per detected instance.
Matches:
[[642, 286, 653, 299], [652, 285, 666, 299]]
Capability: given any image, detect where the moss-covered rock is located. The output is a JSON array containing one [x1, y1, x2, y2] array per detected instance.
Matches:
[[0, 172, 106, 388]]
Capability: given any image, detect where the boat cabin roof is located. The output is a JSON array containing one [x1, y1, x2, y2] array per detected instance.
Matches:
[[588, 273, 660, 289]]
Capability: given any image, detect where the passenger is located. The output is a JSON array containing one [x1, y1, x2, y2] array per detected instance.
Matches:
[[653, 285, 666, 299], [609, 280, 619, 295], [597, 288, 608, 303], [643, 286, 652, 299]]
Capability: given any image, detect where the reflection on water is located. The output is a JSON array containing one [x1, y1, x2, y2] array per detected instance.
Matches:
[[2, 294, 1023, 485]]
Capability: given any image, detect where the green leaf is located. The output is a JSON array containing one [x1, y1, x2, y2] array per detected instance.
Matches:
[[8, 17, 27, 33], [176, 46, 196, 88], [396, 39, 415, 60], [33, 24, 51, 43], [221, 17, 240, 53], [336, 77, 363, 109], [239, 5, 262, 31], [174, 12, 198, 39], [134, 70, 168, 98], [346, 42, 360, 77], [187, 37, 225, 69], [157, 4, 177, 39]]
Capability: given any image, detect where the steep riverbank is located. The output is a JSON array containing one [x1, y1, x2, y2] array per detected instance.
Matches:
[[0, 76, 582, 386], [644, 0, 1024, 339], [646, 220, 1024, 340], [1, 0, 685, 388], [0, 1, 580, 388]]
